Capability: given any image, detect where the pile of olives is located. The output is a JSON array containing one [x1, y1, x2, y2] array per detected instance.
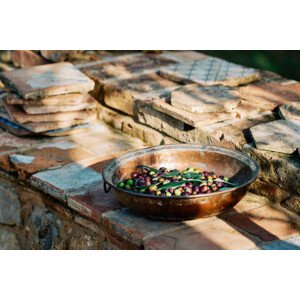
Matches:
[[116, 165, 236, 197]]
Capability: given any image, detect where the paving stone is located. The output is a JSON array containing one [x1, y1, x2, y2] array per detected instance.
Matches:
[[0, 62, 95, 100], [11, 50, 49, 68], [223, 205, 300, 243], [233, 100, 261, 119], [6, 92, 85, 106], [249, 120, 300, 154], [4, 100, 95, 123], [243, 143, 300, 195], [170, 84, 241, 113], [143, 218, 258, 250], [151, 98, 235, 128], [159, 57, 260, 86], [101, 208, 184, 248], [104, 73, 179, 115], [259, 235, 300, 250], [30, 158, 104, 202], [22, 94, 98, 114], [278, 101, 300, 123], [9, 141, 96, 180], [67, 178, 123, 224], [239, 82, 300, 110]]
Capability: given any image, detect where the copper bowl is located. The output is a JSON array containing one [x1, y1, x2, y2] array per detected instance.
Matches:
[[103, 144, 259, 220]]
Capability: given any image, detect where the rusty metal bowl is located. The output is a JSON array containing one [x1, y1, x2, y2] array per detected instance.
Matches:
[[103, 144, 259, 220]]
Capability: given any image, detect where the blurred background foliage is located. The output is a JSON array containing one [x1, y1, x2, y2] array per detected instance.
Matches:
[[202, 51, 300, 81]]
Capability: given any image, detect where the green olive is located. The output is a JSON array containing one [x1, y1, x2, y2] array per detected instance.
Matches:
[[117, 182, 125, 188], [126, 179, 134, 186]]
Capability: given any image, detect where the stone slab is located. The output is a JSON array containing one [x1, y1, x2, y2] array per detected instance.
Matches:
[[259, 235, 300, 250], [160, 51, 208, 63], [4, 100, 95, 123], [5, 92, 86, 106], [170, 84, 241, 113], [222, 205, 300, 243], [22, 94, 98, 114], [0, 62, 95, 100], [249, 120, 300, 154], [40, 50, 82, 62], [11, 50, 49, 68], [233, 100, 261, 119], [159, 57, 261, 86], [239, 82, 300, 110], [104, 73, 179, 115], [9, 141, 96, 180], [151, 98, 236, 128], [278, 101, 300, 123]]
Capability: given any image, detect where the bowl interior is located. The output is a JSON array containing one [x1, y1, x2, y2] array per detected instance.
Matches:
[[104, 145, 259, 191]]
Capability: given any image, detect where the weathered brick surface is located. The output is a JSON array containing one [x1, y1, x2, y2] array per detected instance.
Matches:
[[11, 50, 48, 68]]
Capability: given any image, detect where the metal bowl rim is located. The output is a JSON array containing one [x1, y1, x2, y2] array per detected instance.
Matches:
[[103, 144, 260, 199]]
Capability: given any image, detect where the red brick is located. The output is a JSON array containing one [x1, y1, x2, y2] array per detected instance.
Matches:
[[222, 206, 300, 242], [11, 50, 48, 68]]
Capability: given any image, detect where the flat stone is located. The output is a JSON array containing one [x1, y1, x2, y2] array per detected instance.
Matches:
[[104, 73, 179, 115], [278, 101, 300, 123], [249, 120, 300, 154], [170, 84, 241, 113], [159, 57, 260, 86], [233, 100, 261, 119], [4, 100, 95, 123], [0, 62, 95, 100], [67, 178, 123, 223], [161, 51, 208, 63], [22, 94, 98, 114], [151, 98, 235, 128], [6, 92, 85, 106], [40, 50, 82, 62], [243, 143, 300, 195], [0, 228, 20, 250], [0, 185, 21, 225], [260, 235, 300, 250], [101, 208, 183, 248], [222, 205, 300, 243], [11, 50, 49, 68], [9, 141, 96, 180], [30, 158, 104, 202], [239, 82, 300, 110]]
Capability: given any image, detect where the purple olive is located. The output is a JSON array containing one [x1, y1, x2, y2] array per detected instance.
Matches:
[[216, 182, 224, 188], [200, 186, 209, 193]]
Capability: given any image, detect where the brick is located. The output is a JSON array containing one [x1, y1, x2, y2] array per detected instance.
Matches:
[[239, 82, 300, 110], [249, 120, 300, 154], [6, 92, 85, 106], [104, 73, 179, 115], [0, 62, 95, 100], [151, 98, 235, 128], [170, 84, 240, 113], [222, 205, 300, 242], [9, 141, 96, 180], [143, 218, 258, 250], [30, 158, 104, 202], [101, 208, 184, 248], [259, 235, 300, 250], [67, 180, 123, 223], [22, 94, 97, 114], [4, 100, 95, 123], [159, 57, 260, 86], [11, 50, 48, 68]]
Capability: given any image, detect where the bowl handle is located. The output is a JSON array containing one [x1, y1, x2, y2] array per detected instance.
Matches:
[[103, 180, 111, 193]]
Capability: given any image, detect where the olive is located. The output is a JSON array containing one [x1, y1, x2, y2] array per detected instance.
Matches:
[[207, 181, 213, 187], [186, 182, 193, 188], [149, 171, 155, 176], [187, 167, 194, 172], [138, 175, 144, 180], [149, 185, 157, 192], [138, 179, 146, 186], [125, 184, 131, 189], [174, 189, 182, 196], [186, 187, 192, 194], [126, 179, 134, 186], [211, 186, 218, 192], [206, 190, 212, 194], [156, 190, 162, 196], [140, 188, 146, 193], [200, 182, 207, 187], [203, 171, 209, 177], [130, 172, 138, 179], [216, 182, 224, 188], [158, 178, 165, 183], [117, 182, 125, 188], [200, 186, 209, 193], [169, 188, 175, 194], [193, 186, 200, 192], [166, 192, 172, 197], [207, 176, 213, 181], [223, 176, 229, 182]]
